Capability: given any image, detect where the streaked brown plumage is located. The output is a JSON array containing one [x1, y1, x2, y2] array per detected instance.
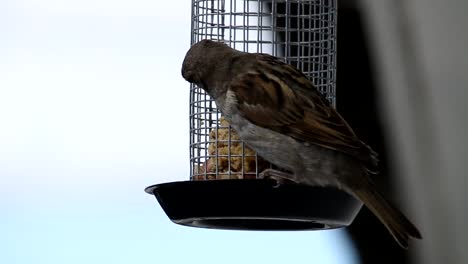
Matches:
[[181, 39, 421, 248]]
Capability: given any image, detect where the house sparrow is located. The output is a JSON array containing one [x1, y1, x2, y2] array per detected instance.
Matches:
[[181, 39, 422, 248]]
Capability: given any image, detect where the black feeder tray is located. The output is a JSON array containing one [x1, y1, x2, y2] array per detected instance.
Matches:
[[145, 179, 363, 231]]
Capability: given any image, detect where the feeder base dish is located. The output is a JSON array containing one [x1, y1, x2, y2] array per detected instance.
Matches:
[[145, 179, 362, 231]]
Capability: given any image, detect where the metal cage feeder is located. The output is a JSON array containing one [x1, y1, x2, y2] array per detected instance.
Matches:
[[146, 0, 362, 231]]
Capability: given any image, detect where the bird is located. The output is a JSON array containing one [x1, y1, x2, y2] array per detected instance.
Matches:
[[181, 39, 422, 248]]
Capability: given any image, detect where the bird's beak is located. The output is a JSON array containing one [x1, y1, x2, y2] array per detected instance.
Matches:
[[182, 69, 193, 83]]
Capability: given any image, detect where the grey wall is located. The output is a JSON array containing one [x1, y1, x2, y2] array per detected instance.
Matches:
[[359, 0, 468, 263]]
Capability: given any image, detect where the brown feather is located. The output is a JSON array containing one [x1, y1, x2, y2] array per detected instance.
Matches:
[[353, 174, 422, 248], [229, 53, 378, 170]]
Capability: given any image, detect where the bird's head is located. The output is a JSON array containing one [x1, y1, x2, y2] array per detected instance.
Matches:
[[181, 39, 232, 91]]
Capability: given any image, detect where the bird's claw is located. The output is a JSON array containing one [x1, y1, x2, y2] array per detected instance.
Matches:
[[258, 169, 297, 188]]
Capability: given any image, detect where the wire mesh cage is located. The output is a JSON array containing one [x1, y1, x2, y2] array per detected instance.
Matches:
[[190, 0, 337, 181]]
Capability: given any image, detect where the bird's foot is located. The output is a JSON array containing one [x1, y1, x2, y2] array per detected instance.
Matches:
[[258, 169, 298, 188]]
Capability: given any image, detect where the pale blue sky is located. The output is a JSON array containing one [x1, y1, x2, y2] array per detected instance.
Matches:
[[0, 1, 358, 263]]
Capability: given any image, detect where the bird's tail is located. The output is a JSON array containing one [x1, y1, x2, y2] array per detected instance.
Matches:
[[352, 175, 422, 249]]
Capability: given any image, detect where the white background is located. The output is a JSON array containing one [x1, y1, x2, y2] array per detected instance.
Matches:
[[0, 1, 357, 263]]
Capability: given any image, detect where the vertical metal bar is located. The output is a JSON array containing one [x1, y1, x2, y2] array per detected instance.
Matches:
[[257, 0, 261, 53], [298, 1, 302, 71], [271, 0, 276, 56], [244, 0, 247, 52], [285, 0, 289, 62], [307, 1, 312, 80], [332, 0, 337, 107]]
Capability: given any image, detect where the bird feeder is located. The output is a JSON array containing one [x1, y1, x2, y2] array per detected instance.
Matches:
[[146, 0, 362, 231]]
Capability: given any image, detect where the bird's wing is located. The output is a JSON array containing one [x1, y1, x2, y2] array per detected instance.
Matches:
[[228, 53, 378, 169]]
